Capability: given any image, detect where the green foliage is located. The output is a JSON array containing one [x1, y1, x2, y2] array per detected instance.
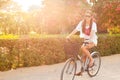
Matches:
[[107, 26, 120, 35], [0, 51, 12, 71], [0, 0, 89, 34], [0, 34, 19, 39], [0, 34, 120, 71], [0, 0, 10, 8], [93, 0, 120, 33], [96, 35, 120, 56]]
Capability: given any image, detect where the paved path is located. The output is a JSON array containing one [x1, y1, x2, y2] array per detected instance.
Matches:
[[0, 54, 120, 80]]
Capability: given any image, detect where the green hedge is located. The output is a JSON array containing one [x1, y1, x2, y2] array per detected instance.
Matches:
[[0, 35, 120, 71]]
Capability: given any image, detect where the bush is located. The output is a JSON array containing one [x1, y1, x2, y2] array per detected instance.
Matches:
[[0, 34, 120, 71], [107, 26, 120, 35], [97, 34, 120, 56]]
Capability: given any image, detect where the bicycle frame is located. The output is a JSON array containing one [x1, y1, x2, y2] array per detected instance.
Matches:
[[61, 39, 101, 78], [77, 55, 90, 72]]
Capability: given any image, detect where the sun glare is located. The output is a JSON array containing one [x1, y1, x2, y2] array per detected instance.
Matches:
[[13, 0, 44, 11]]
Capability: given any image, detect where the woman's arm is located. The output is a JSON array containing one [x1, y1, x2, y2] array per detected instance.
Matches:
[[67, 29, 78, 39], [67, 21, 82, 39]]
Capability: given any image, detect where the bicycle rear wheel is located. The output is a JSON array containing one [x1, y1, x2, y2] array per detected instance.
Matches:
[[60, 58, 77, 80], [87, 51, 101, 77]]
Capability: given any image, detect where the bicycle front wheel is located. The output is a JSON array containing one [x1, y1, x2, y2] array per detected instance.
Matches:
[[60, 58, 77, 80], [87, 51, 101, 77]]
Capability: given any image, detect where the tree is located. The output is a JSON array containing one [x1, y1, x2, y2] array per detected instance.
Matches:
[[0, 0, 10, 8], [0, 0, 89, 34], [92, 0, 120, 33]]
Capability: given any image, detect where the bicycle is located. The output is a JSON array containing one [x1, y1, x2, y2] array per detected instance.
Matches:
[[60, 39, 101, 80]]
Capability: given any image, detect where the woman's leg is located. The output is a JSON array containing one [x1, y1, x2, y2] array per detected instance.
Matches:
[[81, 42, 95, 67], [81, 54, 87, 64], [75, 43, 95, 76]]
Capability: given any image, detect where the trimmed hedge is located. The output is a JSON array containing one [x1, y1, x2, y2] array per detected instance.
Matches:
[[0, 35, 120, 71]]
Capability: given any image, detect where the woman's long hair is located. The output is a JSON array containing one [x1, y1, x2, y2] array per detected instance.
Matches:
[[82, 18, 93, 35]]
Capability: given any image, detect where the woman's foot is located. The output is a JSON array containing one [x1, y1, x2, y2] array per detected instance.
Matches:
[[75, 71, 83, 76], [89, 59, 94, 68], [75, 67, 84, 76]]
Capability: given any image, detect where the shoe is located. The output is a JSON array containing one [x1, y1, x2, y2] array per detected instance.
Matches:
[[75, 71, 83, 76], [74, 67, 84, 76], [85, 68, 88, 71]]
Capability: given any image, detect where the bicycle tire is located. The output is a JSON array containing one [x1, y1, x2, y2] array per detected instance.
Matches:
[[87, 51, 101, 77], [60, 58, 77, 80]]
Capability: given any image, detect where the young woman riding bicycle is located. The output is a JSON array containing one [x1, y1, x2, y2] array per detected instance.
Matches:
[[66, 9, 98, 75]]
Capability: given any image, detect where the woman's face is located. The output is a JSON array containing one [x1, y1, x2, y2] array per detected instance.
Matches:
[[85, 12, 92, 21]]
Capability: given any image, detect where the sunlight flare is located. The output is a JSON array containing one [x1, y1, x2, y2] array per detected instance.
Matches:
[[13, 0, 44, 11]]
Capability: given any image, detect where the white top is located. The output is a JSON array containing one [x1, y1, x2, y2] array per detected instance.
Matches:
[[75, 20, 98, 46]]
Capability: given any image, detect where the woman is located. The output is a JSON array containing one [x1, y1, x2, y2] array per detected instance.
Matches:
[[67, 10, 98, 75]]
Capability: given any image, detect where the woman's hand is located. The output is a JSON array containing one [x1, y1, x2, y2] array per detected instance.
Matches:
[[66, 29, 78, 40], [66, 35, 70, 39], [66, 35, 71, 42]]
